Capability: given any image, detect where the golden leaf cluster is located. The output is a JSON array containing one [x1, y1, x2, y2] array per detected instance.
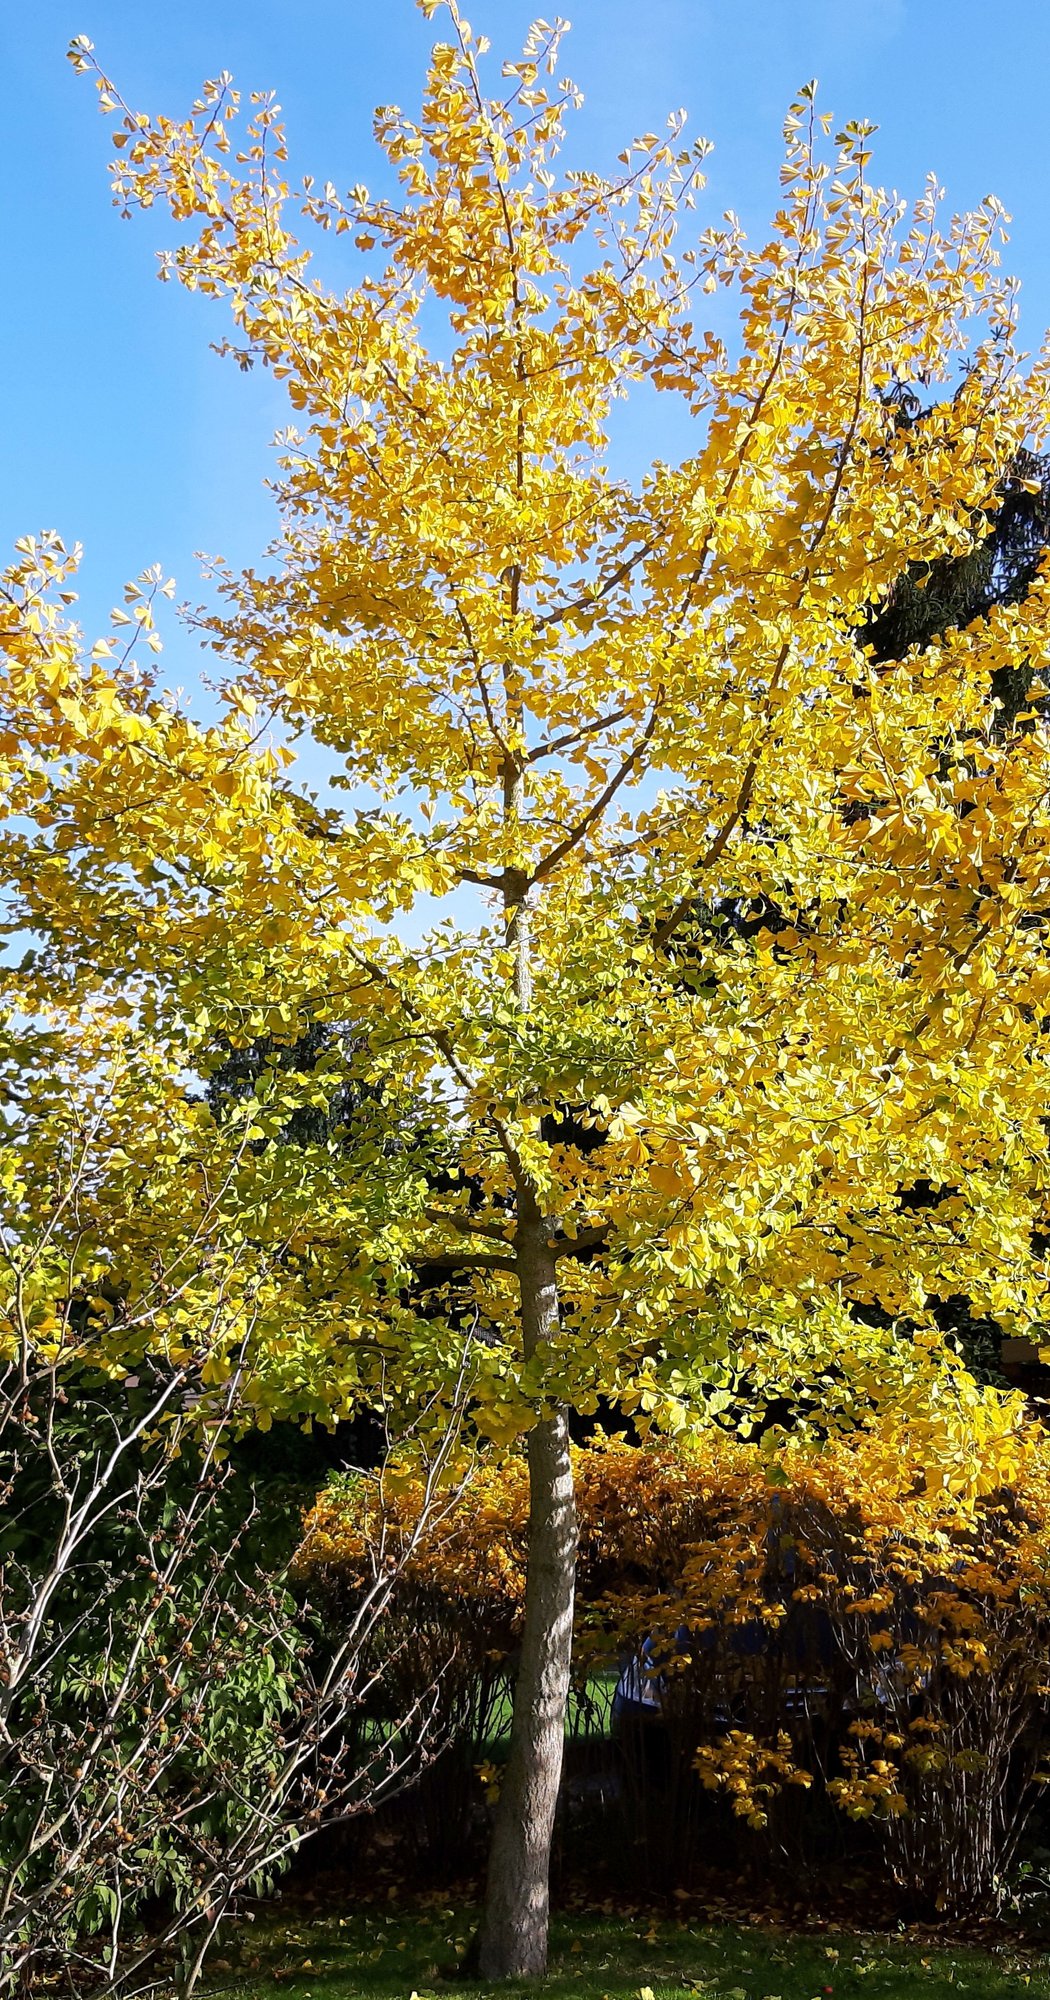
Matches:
[[1, 7, 1047, 1440]]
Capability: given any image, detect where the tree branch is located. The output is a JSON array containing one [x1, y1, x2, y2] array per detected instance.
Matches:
[[547, 1225, 610, 1260], [412, 1248, 518, 1275], [526, 701, 638, 766], [531, 694, 663, 886], [423, 1206, 514, 1244], [535, 526, 665, 633]]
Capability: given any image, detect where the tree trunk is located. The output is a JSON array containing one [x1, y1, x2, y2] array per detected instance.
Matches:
[[477, 1225, 577, 1979]]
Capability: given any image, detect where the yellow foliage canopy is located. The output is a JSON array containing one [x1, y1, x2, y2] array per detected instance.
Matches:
[[4, 8, 1050, 1440]]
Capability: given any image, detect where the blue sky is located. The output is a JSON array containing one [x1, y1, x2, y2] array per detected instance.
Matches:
[[5, 0, 1050, 687]]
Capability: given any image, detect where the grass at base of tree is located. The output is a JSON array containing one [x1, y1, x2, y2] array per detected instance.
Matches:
[[199, 1902, 1050, 2000]]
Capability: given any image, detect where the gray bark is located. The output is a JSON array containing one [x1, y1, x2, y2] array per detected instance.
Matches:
[[477, 1211, 578, 1979], [475, 743, 579, 1977]]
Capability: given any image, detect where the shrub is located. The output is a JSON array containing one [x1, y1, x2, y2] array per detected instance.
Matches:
[[0, 1355, 467, 1997], [298, 1408, 1050, 1915]]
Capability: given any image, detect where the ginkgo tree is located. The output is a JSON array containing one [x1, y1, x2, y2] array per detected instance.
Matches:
[[9, 0, 1050, 1972]]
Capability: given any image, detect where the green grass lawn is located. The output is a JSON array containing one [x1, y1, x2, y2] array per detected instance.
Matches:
[[362, 1672, 617, 1761], [199, 1903, 1050, 2000], [478, 1673, 616, 1752]]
